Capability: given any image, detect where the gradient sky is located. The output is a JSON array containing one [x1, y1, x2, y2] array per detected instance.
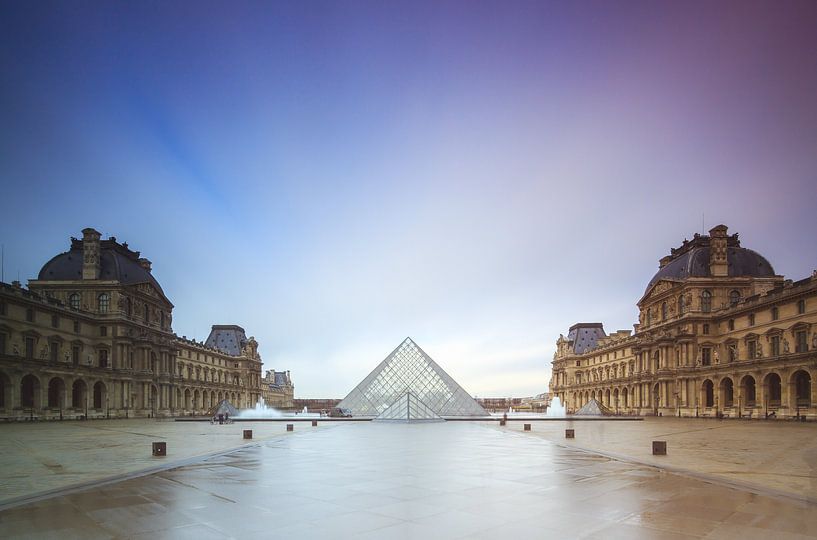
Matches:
[[1, 1, 816, 398]]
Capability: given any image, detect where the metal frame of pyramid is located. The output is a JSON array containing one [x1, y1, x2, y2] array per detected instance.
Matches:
[[374, 391, 444, 422], [574, 398, 614, 416], [337, 337, 489, 418]]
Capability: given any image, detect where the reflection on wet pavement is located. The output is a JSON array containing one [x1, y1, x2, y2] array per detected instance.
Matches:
[[1, 422, 815, 539]]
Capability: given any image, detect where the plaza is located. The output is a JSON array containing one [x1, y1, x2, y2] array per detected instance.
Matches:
[[1, 418, 816, 539]]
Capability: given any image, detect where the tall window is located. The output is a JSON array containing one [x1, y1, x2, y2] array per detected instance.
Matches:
[[771, 307, 779, 321], [701, 347, 711, 366], [0, 332, 6, 354], [645, 309, 651, 326], [702, 323, 710, 335], [50, 342, 58, 362], [795, 330, 808, 353], [0, 301, 5, 315], [99, 349, 108, 368], [771, 335, 780, 356], [701, 290, 712, 312], [26, 308, 34, 322], [25, 337, 34, 359], [729, 290, 741, 307], [98, 293, 110, 314], [69, 293, 80, 310], [748, 313, 755, 326], [728, 319, 735, 331], [661, 302, 667, 320], [797, 299, 805, 315], [126, 297, 132, 317], [678, 295, 685, 314], [747, 340, 757, 359], [51, 314, 59, 328]]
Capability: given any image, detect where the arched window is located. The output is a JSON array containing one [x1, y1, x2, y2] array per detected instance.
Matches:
[[661, 302, 667, 320], [69, 293, 80, 310], [701, 290, 712, 313], [729, 290, 741, 307], [97, 293, 110, 313]]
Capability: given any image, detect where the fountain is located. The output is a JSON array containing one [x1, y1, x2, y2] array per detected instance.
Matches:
[[545, 396, 567, 418], [238, 397, 283, 419]]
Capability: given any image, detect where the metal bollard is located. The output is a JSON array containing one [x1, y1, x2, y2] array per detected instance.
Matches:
[[652, 441, 667, 455], [152, 442, 167, 456], [312, 420, 318, 427], [565, 429, 575, 439], [286, 424, 294, 432], [243, 429, 252, 439], [524, 423, 531, 431]]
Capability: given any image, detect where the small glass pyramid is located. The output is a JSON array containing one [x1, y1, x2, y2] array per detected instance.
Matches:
[[374, 391, 444, 422], [337, 337, 488, 418]]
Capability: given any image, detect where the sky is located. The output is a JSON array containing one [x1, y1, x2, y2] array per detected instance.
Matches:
[[1, 1, 816, 398]]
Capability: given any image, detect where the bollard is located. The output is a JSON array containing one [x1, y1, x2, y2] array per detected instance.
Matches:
[[499, 419, 506, 426], [312, 420, 318, 427], [524, 423, 531, 431], [152, 442, 166, 456], [565, 429, 575, 439], [243, 429, 252, 440], [286, 424, 294, 432], [652, 441, 667, 455]]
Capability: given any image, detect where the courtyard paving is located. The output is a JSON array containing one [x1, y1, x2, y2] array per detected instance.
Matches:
[[0, 419, 816, 539]]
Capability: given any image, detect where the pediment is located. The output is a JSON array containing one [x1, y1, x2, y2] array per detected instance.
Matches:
[[639, 279, 681, 304]]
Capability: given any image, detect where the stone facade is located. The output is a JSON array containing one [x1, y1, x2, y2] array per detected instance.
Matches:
[[0, 228, 289, 419], [259, 369, 294, 408], [550, 225, 816, 419]]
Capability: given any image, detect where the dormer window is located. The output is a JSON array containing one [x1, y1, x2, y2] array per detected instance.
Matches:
[[701, 290, 712, 313], [729, 290, 741, 307], [98, 293, 110, 313]]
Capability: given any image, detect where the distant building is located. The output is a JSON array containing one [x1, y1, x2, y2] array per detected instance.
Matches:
[[0, 228, 291, 419], [260, 369, 294, 408], [550, 225, 816, 419]]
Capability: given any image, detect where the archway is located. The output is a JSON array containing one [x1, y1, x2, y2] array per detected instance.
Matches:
[[613, 388, 620, 412], [622, 387, 629, 409], [652, 383, 660, 413], [184, 388, 191, 410], [719, 377, 734, 407], [72, 379, 87, 409], [702, 380, 714, 408], [604, 389, 611, 407], [740, 375, 756, 406], [793, 370, 811, 408], [21, 374, 40, 409], [150, 385, 158, 413], [93, 381, 105, 409], [47, 377, 65, 409], [193, 389, 200, 410], [0, 371, 10, 410], [764, 373, 782, 407]]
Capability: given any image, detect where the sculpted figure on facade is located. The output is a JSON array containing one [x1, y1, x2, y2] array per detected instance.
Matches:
[[783, 339, 790, 354]]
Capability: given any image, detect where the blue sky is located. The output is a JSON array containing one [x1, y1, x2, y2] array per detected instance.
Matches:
[[1, 1, 816, 397]]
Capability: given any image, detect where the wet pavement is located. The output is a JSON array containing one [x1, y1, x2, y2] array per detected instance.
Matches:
[[1, 421, 816, 539]]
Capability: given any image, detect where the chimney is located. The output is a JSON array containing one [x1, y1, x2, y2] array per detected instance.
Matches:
[[81, 228, 102, 280], [138, 258, 152, 272], [709, 224, 729, 277]]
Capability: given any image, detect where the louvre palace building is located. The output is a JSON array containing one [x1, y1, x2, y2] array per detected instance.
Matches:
[[0, 228, 293, 420], [550, 225, 816, 419]]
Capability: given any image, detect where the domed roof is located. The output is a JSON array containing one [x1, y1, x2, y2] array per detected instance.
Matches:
[[37, 240, 169, 301], [645, 245, 775, 294]]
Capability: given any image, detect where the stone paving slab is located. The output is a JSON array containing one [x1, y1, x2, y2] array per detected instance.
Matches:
[[0, 419, 318, 507], [0, 422, 815, 539], [494, 417, 817, 502]]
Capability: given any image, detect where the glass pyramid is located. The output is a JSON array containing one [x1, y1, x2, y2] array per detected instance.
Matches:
[[374, 391, 444, 422], [337, 337, 488, 417]]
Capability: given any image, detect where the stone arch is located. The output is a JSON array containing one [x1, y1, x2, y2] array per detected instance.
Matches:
[[763, 372, 782, 407], [184, 388, 191, 410], [719, 377, 734, 408], [622, 387, 629, 408], [740, 375, 757, 406], [604, 389, 611, 407], [47, 377, 66, 409], [93, 381, 106, 409], [150, 384, 158, 413], [702, 379, 714, 408], [791, 370, 811, 408], [613, 388, 620, 411], [0, 370, 11, 410], [21, 374, 41, 409], [72, 379, 87, 409], [193, 389, 200, 410]]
